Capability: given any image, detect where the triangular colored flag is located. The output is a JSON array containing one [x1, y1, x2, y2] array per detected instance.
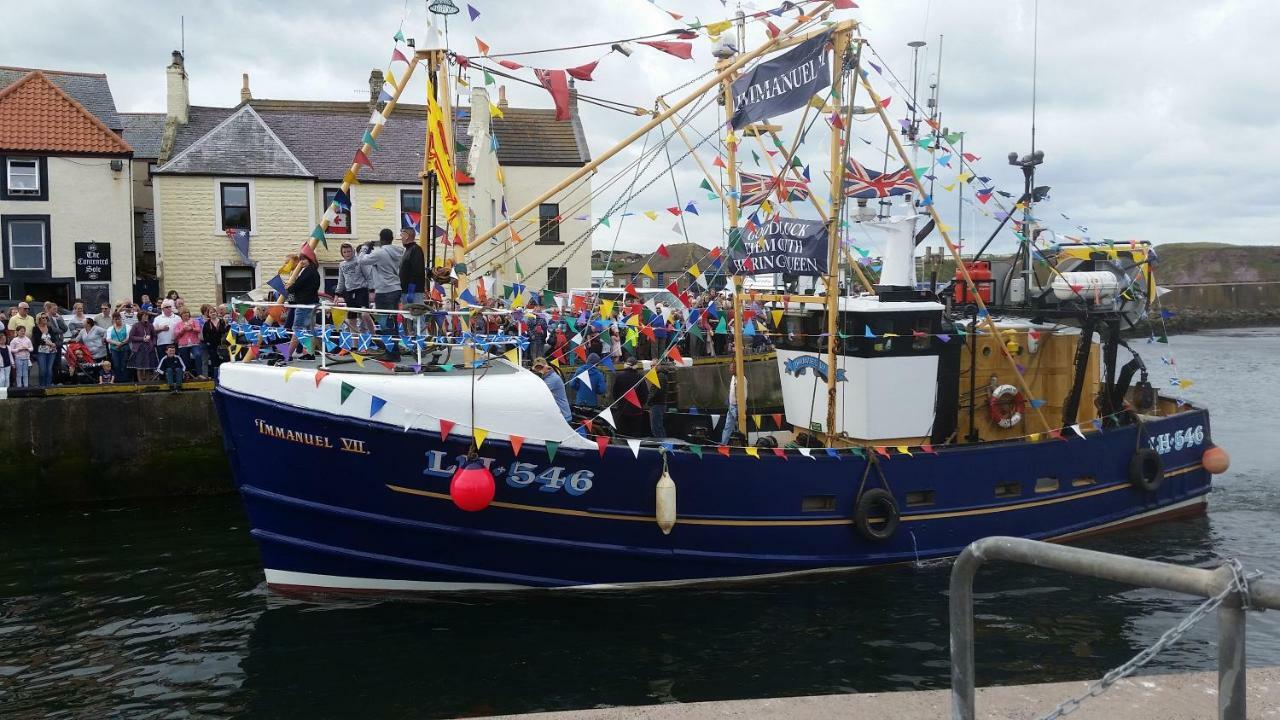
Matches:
[[340, 382, 356, 404], [467, 3, 480, 21], [475, 37, 490, 55], [283, 367, 299, 382], [439, 419, 455, 442], [546, 440, 559, 462], [473, 428, 488, 448], [626, 438, 642, 458], [597, 435, 610, 457], [510, 435, 524, 457], [370, 396, 387, 417], [314, 370, 330, 386]]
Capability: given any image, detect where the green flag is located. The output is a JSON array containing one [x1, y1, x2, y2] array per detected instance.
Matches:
[[699, 178, 713, 191], [688, 444, 703, 459], [340, 382, 356, 404], [362, 129, 379, 151], [715, 317, 727, 335], [394, 30, 405, 43], [791, 156, 803, 168], [546, 440, 559, 462], [483, 70, 495, 86], [543, 289, 556, 307], [752, 150, 761, 166], [514, 258, 523, 276], [600, 215, 611, 228]]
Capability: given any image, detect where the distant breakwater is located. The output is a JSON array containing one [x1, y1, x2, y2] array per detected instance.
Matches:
[[1152, 281, 1280, 333]]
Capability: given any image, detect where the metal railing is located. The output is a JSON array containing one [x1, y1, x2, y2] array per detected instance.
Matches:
[[950, 536, 1280, 720]]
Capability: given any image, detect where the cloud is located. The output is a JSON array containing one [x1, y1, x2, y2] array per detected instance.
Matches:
[[4, 0, 1276, 258]]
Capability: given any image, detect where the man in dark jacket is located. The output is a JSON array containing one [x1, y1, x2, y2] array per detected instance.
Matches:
[[612, 357, 649, 437], [287, 256, 320, 360], [399, 227, 426, 304]]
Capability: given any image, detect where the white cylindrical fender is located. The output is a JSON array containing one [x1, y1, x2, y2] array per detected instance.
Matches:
[[655, 469, 677, 535], [1052, 271, 1122, 301]]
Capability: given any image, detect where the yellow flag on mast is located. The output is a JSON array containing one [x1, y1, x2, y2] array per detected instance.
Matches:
[[427, 77, 469, 245]]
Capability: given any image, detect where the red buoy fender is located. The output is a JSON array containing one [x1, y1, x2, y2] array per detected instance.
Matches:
[[450, 460, 496, 512]]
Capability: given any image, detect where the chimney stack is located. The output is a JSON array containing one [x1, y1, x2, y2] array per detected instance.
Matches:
[[166, 50, 189, 125], [240, 73, 252, 104], [497, 85, 508, 109], [568, 78, 578, 112], [369, 70, 385, 112]]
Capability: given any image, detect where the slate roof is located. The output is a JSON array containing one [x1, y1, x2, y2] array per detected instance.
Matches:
[[119, 112, 165, 159], [0, 66, 121, 132], [159, 104, 310, 177], [613, 242, 715, 275], [158, 98, 589, 180], [0, 71, 132, 155]]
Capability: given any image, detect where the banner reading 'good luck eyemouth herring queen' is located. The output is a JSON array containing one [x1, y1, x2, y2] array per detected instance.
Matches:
[[730, 30, 832, 130], [728, 217, 829, 276]]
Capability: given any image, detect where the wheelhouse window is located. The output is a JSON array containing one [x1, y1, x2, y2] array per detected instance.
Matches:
[[7, 218, 48, 271], [219, 182, 251, 231], [220, 265, 255, 304], [6, 158, 40, 196], [537, 203, 561, 244], [400, 189, 422, 231], [322, 187, 351, 235]]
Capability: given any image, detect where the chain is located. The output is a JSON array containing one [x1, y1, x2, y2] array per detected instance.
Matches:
[[1038, 559, 1262, 720]]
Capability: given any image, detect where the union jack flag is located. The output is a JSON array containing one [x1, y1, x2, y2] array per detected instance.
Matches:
[[843, 158, 917, 199], [738, 172, 811, 207]]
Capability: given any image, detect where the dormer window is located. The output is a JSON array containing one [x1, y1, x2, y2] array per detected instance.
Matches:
[[3, 157, 45, 200]]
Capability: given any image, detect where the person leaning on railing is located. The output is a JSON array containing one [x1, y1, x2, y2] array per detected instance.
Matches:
[[286, 256, 321, 362]]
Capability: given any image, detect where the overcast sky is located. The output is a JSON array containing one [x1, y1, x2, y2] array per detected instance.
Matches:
[[5, 0, 1277, 258]]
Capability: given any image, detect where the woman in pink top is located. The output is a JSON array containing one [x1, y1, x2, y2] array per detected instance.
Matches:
[[175, 309, 205, 379]]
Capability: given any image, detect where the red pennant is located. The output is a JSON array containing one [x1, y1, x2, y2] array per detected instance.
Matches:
[[920, 443, 936, 454], [667, 346, 684, 365], [879, 97, 892, 109], [533, 68, 572, 121], [832, 0, 858, 8], [575, 345, 587, 361], [712, 156, 727, 168], [875, 446, 890, 458], [771, 413, 783, 429], [596, 435, 610, 457], [391, 48, 410, 64], [314, 370, 330, 386], [623, 388, 642, 408], [640, 325, 655, 341], [765, 20, 780, 38], [665, 281, 682, 298], [667, 206, 682, 216], [581, 418, 594, 434], [709, 246, 721, 258], [656, 244, 670, 258], [439, 419, 455, 442], [354, 149, 373, 168], [717, 444, 731, 457], [566, 61, 598, 81], [510, 435, 524, 457], [772, 447, 787, 459], [625, 282, 638, 298], [379, 360, 397, 370], [497, 59, 523, 70]]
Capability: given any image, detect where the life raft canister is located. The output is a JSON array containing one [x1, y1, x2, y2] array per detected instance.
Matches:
[[854, 488, 900, 542], [1129, 447, 1164, 492], [987, 384, 1025, 428]]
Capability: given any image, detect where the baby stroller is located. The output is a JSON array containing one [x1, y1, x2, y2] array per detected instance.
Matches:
[[63, 341, 101, 384]]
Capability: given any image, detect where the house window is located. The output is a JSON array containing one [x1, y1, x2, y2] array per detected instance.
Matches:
[[537, 203, 561, 244], [0, 284, 10, 301], [220, 266, 256, 304], [220, 182, 251, 231], [400, 189, 422, 231], [546, 266, 567, 294], [322, 187, 351, 235], [6, 158, 40, 196], [322, 265, 340, 295], [6, 218, 48, 271]]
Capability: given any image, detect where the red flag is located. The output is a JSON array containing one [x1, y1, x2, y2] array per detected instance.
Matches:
[[625, 282, 638, 297], [875, 446, 890, 458], [771, 413, 783, 428], [640, 325, 655, 341], [575, 345, 587, 361], [582, 418, 594, 434], [717, 444, 731, 457], [667, 206, 682, 216], [354, 149, 373, 168], [498, 60, 523, 70], [667, 346, 684, 364], [566, 61, 598, 81], [624, 388, 642, 408], [709, 247, 721, 258], [879, 97, 892, 108], [666, 10, 683, 20], [772, 447, 787, 459], [391, 48, 410, 64], [832, 0, 858, 7], [712, 156, 727, 168], [510, 435, 524, 457], [920, 442, 936, 454], [314, 370, 330, 387], [766, 20, 780, 38], [639, 40, 693, 60], [656, 244, 670, 258], [298, 240, 317, 265], [665, 281, 684, 302], [533, 68, 571, 121], [439, 419, 455, 442], [596, 435, 609, 457], [379, 360, 397, 371]]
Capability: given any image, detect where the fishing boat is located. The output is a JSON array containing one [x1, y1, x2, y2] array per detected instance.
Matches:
[[213, 2, 1229, 592]]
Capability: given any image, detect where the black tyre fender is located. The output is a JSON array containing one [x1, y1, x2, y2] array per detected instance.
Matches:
[[854, 488, 900, 542], [1129, 447, 1164, 492]]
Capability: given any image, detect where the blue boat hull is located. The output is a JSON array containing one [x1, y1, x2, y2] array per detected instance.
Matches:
[[214, 386, 1213, 591]]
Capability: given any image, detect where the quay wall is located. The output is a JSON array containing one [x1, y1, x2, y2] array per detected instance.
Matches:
[[0, 390, 230, 509]]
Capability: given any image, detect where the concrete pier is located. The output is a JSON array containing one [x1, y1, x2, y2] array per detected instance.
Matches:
[[491, 667, 1280, 719]]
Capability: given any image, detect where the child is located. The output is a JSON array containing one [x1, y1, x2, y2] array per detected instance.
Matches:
[[98, 360, 115, 384], [156, 345, 186, 392], [9, 325, 32, 388], [0, 333, 10, 389]]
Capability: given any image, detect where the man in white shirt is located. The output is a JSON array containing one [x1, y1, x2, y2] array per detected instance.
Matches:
[[152, 299, 180, 356], [721, 375, 748, 445]]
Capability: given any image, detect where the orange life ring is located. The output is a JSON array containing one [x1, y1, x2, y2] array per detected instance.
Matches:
[[988, 384, 1025, 428]]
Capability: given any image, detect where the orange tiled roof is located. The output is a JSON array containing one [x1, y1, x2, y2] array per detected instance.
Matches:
[[0, 70, 131, 154]]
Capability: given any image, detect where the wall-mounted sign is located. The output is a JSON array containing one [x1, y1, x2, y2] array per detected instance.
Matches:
[[74, 242, 111, 282]]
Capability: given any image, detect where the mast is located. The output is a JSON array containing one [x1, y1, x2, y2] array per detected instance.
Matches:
[[823, 29, 855, 442], [721, 57, 749, 438]]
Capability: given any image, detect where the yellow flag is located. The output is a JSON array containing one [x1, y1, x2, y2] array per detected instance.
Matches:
[[283, 367, 299, 382], [344, 169, 360, 186], [474, 428, 488, 448], [504, 348, 519, 364], [550, 357, 560, 368], [761, 200, 773, 215], [752, 414, 762, 428], [957, 171, 973, 184], [351, 353, 366, 367], [331, 308, 348, 326], [705, 19, 732, 35], [639, 263, 655, 279], [688, 263, 701, 279], [385, 67, 398, 89], [372, 197, 386, 210], [1178, 379, 1194, 389], [225, 330, 235, 345], [626, 314, 639, 327], [896, 445, 912, 456], [1029, 433, 1041, 442], [644, 210, 658, 221], [490, 102, 504, 119], [600, 299, 614, 317], [645, 368, 661, 387], [943, 183, 956, 192], [428, 76, 469, 247], [771, 309, 784, 327], [496, 165, 504, 185], [745, 446, 760, 459]]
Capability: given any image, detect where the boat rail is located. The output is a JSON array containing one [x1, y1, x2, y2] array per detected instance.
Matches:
[[950, 536, 1280, 720]]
